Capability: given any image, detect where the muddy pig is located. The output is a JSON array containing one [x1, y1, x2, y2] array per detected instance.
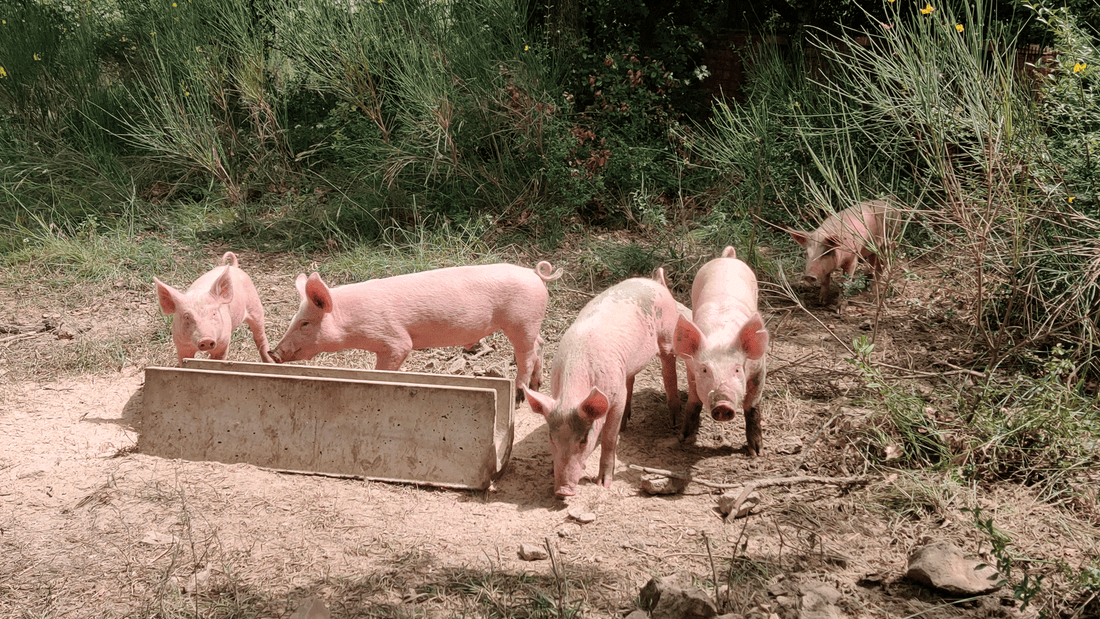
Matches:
[[154, 252, 274, 363], [270, 262, 562, 401], [522, 271, 681, 498], [674, 246, 769, 455], [787, 199, 894, 304]]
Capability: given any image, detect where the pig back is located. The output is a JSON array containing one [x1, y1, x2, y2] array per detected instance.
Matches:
[[691, 255, 759, 329], [551, 278, 676, 397], [334, 263, 550, 347]]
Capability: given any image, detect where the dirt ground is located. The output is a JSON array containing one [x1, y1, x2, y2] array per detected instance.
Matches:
[[1, 245, 1096, 618]]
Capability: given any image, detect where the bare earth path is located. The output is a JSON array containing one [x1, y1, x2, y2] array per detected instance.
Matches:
[[0, 251, 1090, 618]]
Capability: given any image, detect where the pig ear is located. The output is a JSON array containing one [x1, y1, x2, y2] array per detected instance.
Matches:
[[523, 386, 557, 418], [788, 229, 810, 248], [738, 313, 769, 360], [294, 274, 309, 299], [577, 387, 610, 423], [304, 273, 333, 313], [720, 246, 737, 259], [674, 314, 704, 359], [154, 277, 181, 315], [209, 266, 234, 305]]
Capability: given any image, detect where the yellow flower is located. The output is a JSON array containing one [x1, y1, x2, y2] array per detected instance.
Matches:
[[1068, 196, 1075, 204], [0, 66, 7, 78], [524, 45, 529, 51], [920, 3, 935, 14], [150, 31, 155, 36], [1074, 62, 1087, 73], [887, 0, 894, 3], [172, 2, 177, 5], [33, 53, 41, 61], [955, 24, 964, 32]]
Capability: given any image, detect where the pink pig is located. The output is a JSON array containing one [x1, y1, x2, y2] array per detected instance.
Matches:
[[674, 247, 769, 455], [270, 262, 562, 400], [154, 252, 274, 363], [787, 199, 894, 304], [522, 271, 681, 498]]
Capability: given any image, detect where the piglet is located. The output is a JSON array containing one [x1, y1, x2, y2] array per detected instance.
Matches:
[[675, 247, 769, 455], [787, 199, 894, 304], [522, 271, 681, 498], [270, 262, 562, 401], [154, 252, 274, 363]]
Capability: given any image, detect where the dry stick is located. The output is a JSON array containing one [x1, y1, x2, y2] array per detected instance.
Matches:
[[0, 331, 47, 347], [787, 411, 843, 476]]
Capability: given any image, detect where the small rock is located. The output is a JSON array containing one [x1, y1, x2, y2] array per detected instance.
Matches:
[[288, 597, 330, 619], [640, 473, 689, 495], [518, 543, 548, 561], [906, 540, 1003, 595], [446, 357, 466, 374], [567, 507, 597, 524], [484, 365, 506, 379], [640, 574, 718, 619], [717, 490, 761, 519], [798, 582, 843, 619], [625, 611, 649, 619]]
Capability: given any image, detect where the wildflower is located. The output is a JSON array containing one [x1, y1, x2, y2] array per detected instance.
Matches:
[[524, 45, 529, 51], [920, 3, 934, 14], [184, 90, 190, 96], [172, 2, 177, 6], [955, 24, 964, 32], [1074, 62, 1087, 73], [33, 53, 41, 61], [0, 66, 6, 78], [1068, 196, 1075, 204], [150, 31, 155, 36], [887, 0, 894, 3]]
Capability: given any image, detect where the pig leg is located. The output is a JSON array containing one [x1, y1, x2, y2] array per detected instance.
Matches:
[[658, 349, 681, 426], [743, 367, 766, 456], [244, 316, 274, 363], [744, 406, 762, 457], [619, 374, 636, 431], [679, 367, 703, 442], [504, 326, 542, 402], [374, 338, 413, 371], [530, 336, 545, 392], [599, 399, 628, 487], [817, 272, 832, 305]]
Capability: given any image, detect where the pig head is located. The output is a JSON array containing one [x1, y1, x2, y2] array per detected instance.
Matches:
[[787, 199, 892, 304], [154, 252, 273, 363], [675, 246, 769, 455]]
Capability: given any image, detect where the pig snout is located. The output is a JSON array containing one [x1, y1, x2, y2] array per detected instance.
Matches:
[[710, 400, 741, 422], [197, 337, 217, 352], [801, 273, 822, 287]]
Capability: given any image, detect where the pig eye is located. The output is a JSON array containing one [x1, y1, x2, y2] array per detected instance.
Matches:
[[299, 320, 310, 328]]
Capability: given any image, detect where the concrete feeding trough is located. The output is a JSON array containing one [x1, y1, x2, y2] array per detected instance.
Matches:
[[139, 359, 514, 490]]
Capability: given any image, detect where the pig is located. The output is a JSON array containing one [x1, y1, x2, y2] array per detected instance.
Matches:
[[787, 199, 894, 305], [521, 271, 681, 498], [270, 261, 562, 401], [674, 246, 769, 456], [154, 251, 274, 363]]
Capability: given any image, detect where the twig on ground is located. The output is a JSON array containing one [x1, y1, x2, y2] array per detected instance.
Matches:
[[0, 331, 48, 347], [787, 411, 843, 475]]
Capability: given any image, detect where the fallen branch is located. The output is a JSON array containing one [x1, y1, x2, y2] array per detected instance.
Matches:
[[0, 331, 48, 347]]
